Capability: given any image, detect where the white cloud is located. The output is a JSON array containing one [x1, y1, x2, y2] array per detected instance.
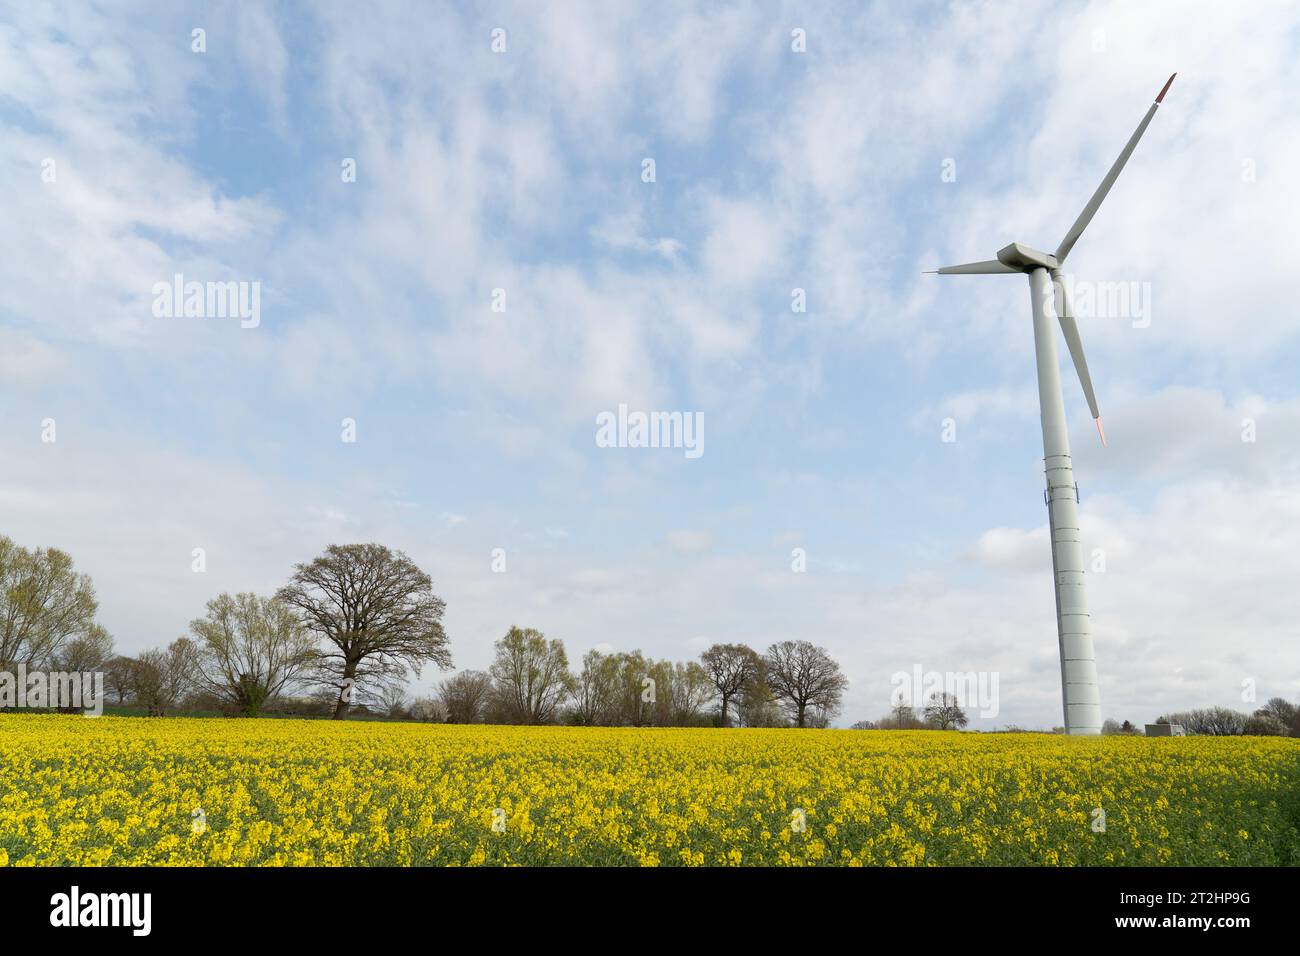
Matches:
[[1072, 387, 1300, 484], [699, 197, 788, 289], [0, 7, 280, 346], [591, 208, 684, 262], [665, 530, 713, 555], [968, 526, 1049, 574], [918, 386, 1040, 433], [0, 328, 67, 386]]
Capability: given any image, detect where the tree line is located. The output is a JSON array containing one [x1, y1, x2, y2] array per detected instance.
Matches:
[[1, 536, 848, 726], [433, 632, 847, 727], [848, 702, 1300, 737], [10, 532, 1293, 734], [849, 695, 971, 731], [1150, 703, 1300, 737]]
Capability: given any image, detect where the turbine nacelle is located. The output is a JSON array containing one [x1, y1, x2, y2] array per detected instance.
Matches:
[[995, 242, 1058, 272]]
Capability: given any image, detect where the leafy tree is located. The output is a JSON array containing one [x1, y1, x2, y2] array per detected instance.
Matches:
[[0, 536, 98, 669], [437, 670, 494, 724], [488, 627, 573, 725], [190, 593, 317, 716], [47, 624, 114, 713], [653, 660, 714, 726], [923, 692, 969, 730], [572, 650, 620, 726], [612, 650, 657, 726], [699, 643, 762, 727], [879, 703, 926, 729], [276, 544, 452, 719], [763, 640, 848, 728], [50, 623, 114, 673], [572, 653, 731, 727]]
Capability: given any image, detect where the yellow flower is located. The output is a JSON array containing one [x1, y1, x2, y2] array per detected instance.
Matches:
[[0, 716, 1295, 866]]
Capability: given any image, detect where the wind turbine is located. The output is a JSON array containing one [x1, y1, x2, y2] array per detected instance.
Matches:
[[927, 74, 1175, 735]]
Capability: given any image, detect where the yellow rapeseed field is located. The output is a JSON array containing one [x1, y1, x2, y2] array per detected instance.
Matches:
[[1, 715, 1296, 866]]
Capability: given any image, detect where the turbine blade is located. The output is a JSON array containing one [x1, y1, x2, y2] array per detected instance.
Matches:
[[926, 259, 1018, 275], [1054, 73, 1175, 264], [1052, 272, 1103, 440]]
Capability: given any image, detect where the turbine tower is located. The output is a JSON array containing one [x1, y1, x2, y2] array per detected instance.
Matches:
[[928, 74, 1175, 735]]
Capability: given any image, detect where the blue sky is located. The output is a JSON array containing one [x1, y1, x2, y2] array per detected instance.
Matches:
[[3, 1, 1299, 728]]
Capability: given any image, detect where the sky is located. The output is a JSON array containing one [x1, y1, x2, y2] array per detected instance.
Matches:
[[2, 0, 1298, 729]]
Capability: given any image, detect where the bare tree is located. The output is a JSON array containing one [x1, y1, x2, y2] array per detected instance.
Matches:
[[923, 692, 969, 730], [408, 696, 447, 722], [488, 627, 573, 725], [437, 670, 493, 724], [132, 638, 200, 716], [190, 593, 318, 716], [276, 544, 452, 719], [374, 680, 409, 719], [699, 643, 762, 727], [103, 655, 134, 704], [0, 536, 99, 669], [806, 703, 836, 729], [763, 641, 849, 728], [1244, 712, 1288, 736], [1103, 718, 1142, 735], [1255, 697, 1299, 736], [736, 678, 787, 728], [1160, 708, 1248, 736]]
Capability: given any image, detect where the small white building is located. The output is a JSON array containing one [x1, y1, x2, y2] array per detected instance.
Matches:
[[1145, 723, 1186, 737]]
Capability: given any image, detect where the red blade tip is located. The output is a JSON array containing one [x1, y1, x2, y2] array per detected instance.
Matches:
[[1155, 73, 1176, 104], [1095, 417, 1107, 447]]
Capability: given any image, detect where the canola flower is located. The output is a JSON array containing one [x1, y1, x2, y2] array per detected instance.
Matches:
[[0, 715, 1296, 866]]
